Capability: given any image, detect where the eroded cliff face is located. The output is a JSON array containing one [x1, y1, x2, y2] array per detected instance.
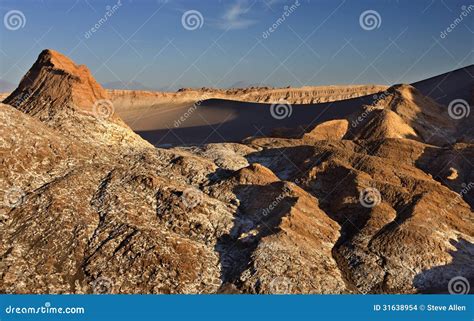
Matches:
[[3, 49, 150, 149], [1, 50, 472, 294], [4, 49, 108, 119], [108, 84, 389, 109]]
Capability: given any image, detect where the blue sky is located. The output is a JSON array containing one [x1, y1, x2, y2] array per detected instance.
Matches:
[[0, 0, 473, 90]]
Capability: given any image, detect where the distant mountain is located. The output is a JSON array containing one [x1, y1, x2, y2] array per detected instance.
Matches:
[[0, 80, 16, 92], [102, 81, 152, 91], [228, 80, 271, 88]]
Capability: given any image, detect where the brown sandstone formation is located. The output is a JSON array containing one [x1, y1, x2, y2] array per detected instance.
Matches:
[[0, 50, 472, 294], [4, 49, 149, 149], [5, 49, 109, 119]]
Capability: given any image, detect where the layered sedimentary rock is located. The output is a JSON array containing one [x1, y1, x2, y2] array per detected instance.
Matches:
[[3, 49, 148, 149], [1, 50, 472, 294]]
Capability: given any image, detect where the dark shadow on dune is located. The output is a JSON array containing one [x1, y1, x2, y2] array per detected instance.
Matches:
[[413, 238, 474, 293], [137, 94, 376, 147], [214, 182, 297, 292], [368, 194, 425, 243], [412, 65, 474, 105], [131, 65, 474, 147], [244, 145, 329, 180], [243, 144, 374, 291], [405, 85, 464, 146], [415, 145, 474, 209]]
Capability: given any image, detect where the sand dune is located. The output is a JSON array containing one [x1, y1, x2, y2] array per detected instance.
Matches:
[[111, 86, 386, 146], [4, 63, 470, 147], [412, 65, 474, 105], [111, 65, 473, 146], [136, 97, 375, 146], [2, 49, 473, 295], [110, 85, 386, 128]]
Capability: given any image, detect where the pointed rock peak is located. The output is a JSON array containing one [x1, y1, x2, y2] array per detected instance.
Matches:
[[35, 49, 86, 75], [3, 49, 151, 150], [4, 49, 112, 121]]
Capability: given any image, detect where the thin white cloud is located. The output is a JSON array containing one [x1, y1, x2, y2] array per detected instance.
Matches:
[[262, 0, 284, 9], [215, 0, 258, 30]]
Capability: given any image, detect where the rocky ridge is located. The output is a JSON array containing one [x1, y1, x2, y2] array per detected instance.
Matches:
[[109, 84, 388, 107], [0, 50, 472, 294]]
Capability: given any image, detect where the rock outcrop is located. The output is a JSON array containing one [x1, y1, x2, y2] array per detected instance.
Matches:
[[5, 49, 109, 120], [108, 84, 388, 110], [347, 84, 457, 145], [3, 49, 149, 149], [1, 50, 472, 294]]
